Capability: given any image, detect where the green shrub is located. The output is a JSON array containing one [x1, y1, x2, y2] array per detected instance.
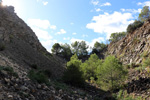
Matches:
[[42, 69, 52, 77], [80, 54, 102, 80], [0, 66, 18, 77], [97, 56, 128, 91], [63, 54, 84, 87], [143, 57, 150, 68], [28, 69, 50, 85], [115, 90, 143, 100], [127, 20, 143, 33], [62, 63, 85, 87]]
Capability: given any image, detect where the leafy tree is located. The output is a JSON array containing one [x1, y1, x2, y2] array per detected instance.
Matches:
[[61, 43, 72, 60], [80, 54, 102, 80], [97, 56, 127, 91], [92, 42, 107, 54], [78, 41, 89, 57], [63, 54, 84, 86], [138, 6, 150, 22], [127, 20, 143, 33], [71, 41, 80, 55], [51, 43, 62, 55], [71, 41, 88, 57], [109, 32, 127, 42]]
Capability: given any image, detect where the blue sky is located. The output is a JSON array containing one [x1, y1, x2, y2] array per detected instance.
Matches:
[[2, 0, 150, 52]]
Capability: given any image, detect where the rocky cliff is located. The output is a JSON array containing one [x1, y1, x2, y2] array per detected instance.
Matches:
[[107, 19, 150, 65], [0, 4, 65, 78]]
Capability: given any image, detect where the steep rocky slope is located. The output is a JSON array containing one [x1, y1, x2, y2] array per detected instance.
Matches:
[[108, 19, 150, 65], [0, 4, 65, 78]]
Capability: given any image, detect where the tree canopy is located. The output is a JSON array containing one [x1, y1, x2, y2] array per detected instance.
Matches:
[[71, 41, 88, 57], [80, 54, 102, 80], [97, 56, 127, 91], [92, 42, 107, 54], [109, 32, 127, 43], [51, 43, 62, 55], [138, 6, 150, 22]]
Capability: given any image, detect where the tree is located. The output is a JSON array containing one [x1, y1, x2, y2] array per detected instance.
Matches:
[[80, 54, 102, 80], [97, 56, 127, 91], [71, 41, 89, 57], [79, 41, 89, 57], [127, 20, 143, 33], [109, 32, 127, 42], [71, 41, 80, 55], [51, 43, 62, 55], [61, 43, 72, 61], [138, 6, 150, 22], [92, 42, 107, 54], [63, 54, 84, 86]]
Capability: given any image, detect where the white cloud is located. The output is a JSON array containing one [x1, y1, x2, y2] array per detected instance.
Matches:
[[82, 34, 88, 37], [121, 8, 142, 14], [63, 37, 70, 40], [56, 29, 67, 35], [43, 1, 48, 5], [95, 8, 102, 12], [137, 1, 150, 6], [101, 2, 111, 6], [70, 38, 84, 43], [86, 12, 134, 39], [41, 39, 57, 52], [32, 27, 52, 40], [90, 37, 104, 47], [27, 19, 50, 29], [27, 19, 58, 52], [72, 32, 77, 35], [31, 27, 55, 52], [27, 19, 56, 30], [91, 0, 99, 6], [50, 25, 57, 30]]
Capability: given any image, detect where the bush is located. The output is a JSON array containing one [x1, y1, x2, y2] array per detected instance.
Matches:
[[127, 20, 143, 33], [142, 57, 150, 68], [109, 32, 127, 43], [114, 90, 143, 100], [62, 63, 84, 87], [62, 54, 84, 87], [97, 56, 128, 91], [28, 70, 50, 85], [80, 54, 102, 80], [0, 66, 18, 77]]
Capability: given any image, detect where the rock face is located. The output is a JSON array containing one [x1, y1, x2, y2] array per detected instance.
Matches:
[[0, 4, 65, 78], [107, 19, 150, 65]]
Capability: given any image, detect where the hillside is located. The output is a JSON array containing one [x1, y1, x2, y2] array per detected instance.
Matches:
[[0, 2, 150, 100], [0, 4, 65, 78], [107, 19, 150, 65]]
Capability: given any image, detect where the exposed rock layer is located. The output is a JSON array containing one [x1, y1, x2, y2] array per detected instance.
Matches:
[[108, 19, 150, 65]]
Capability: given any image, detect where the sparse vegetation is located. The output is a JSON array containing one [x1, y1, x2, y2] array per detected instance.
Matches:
[[114, 90, 143, 100], [109, 32, 127, 43], [127, 20, 143, 33], [138, 6, 150, 22], [0, 66, 18, 77], [28, 69, 50, 85]]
